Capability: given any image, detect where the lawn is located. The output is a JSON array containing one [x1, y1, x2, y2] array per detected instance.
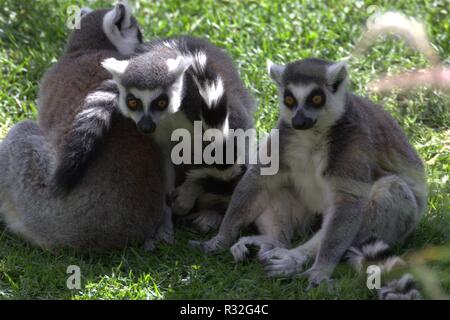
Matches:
[[0, 0, 449, 299]]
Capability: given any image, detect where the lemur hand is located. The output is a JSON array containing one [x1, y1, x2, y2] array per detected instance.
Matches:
[[188, 235, 229, 254]]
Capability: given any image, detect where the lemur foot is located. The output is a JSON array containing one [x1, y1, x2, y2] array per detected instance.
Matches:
[[259, 248, 308, 278], [143, 238, 159, 252], [301, 267, 334, 292], [189, 235, 227, 254], [231, 236, 284, 263], [378, 274, 421, 300], [171, 185, 199, 216], [189, 210, 223, 234], [143, 229, 174, 252]]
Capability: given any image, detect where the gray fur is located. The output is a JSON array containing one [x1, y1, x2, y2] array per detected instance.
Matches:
[[344, 238, 421, 299], [179, 209, 224, 234], [51, 80, 119, 193], [64, 3, 143, 57], [190, 58, 426, 299], [103, 36, 254, 131], [102, 36, 255, 233], [0, 3, 170, 252], [283, 58, 331, 86], [121, 48, 179, 90], [379, 274, 421, 300]]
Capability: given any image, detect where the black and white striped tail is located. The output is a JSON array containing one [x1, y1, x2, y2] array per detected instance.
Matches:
[[52, 80, 119, 195], [345, 237, 421, 300], [190, 51, 229, 135]]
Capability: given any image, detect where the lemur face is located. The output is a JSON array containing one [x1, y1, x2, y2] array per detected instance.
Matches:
[[117, 86, 172, 134], [102, 52, 192, 134], [268, 58, 348, 131]]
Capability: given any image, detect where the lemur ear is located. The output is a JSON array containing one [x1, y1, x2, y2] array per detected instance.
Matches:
[[104, 1, 132, 32], [80, 7, 93, 17], [267, 60, 285, 86], [102, 58, 129, 78], [167, 56, 193, 79], [103, 1, 141, 56], [115, 1, 132, 30], [326, 61, 348, 93]]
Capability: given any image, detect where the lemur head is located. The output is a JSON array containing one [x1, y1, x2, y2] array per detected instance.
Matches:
[[268, 58, 348, 131], [102, 46, 193, 134], [65, 0, 143, 56]]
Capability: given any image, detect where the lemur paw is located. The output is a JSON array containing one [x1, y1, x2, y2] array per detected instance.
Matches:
[[301, 267, 334, 291], [190, 211, 223, 234], [143, 232, 174, 252], [143, 238, 158, 252], [230, 237, 277, 263], [171, 186, 198, 216], [189, 236, 226, 254], [158, 225, 175, 245], [260, 248, 307, 278], [143, 221, 174, 252], [378, 274, 421, 300]]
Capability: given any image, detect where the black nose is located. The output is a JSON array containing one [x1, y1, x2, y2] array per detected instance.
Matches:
[[292, 111, 316, 130], [137, 117, 156, 134]]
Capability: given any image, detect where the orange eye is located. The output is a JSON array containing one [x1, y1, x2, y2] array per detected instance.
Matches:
[[312, 95, 323, 105], [126, 96, 141, 111], [157, 98, 168, 109], [284, 95, 295, 107]]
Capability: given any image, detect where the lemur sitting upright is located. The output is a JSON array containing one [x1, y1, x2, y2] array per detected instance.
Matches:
[[190, 58, 427, 299], [54, 36, 255, 233]]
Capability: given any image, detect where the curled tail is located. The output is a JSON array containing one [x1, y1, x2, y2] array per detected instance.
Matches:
[[344, 237, 421, 300], [52, 80, 119, 195], [189, 51, 229, 135]]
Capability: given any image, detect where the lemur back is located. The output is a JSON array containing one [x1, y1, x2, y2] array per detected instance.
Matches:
[[104, 36, 254, 134], [38, 7, 142, 150]]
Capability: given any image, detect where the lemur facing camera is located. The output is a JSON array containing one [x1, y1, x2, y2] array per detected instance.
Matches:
[[190, 58, 427, 299], [0, 2, 173, 252], [103, 38, 255, 231], [56, 36, 255, 233]]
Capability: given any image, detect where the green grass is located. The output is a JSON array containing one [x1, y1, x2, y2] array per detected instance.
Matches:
[[0, 0, 449, 299]]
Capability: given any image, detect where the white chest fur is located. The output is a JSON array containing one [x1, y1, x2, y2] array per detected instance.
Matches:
[[153, 111, 194, 151], [272, 130, 333, 214]]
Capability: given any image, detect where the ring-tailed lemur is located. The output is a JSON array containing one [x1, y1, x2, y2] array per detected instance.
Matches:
[[190, 58, 427, 299], [0, 2, 172, 252], [55, 36, 255, 233]]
